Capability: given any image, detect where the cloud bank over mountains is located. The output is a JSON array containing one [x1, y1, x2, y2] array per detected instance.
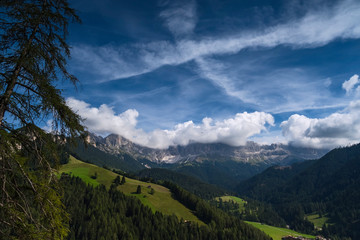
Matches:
[[67, 97, 360, 149], [67, 98, 274, 149]]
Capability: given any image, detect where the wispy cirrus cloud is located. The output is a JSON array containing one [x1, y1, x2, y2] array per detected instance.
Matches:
[[195, 57, 246, 99], [71, 0, 360, 86], [159, 0, 197, 37], [68, 0, 360, 134], [195, 56, 347, 113], [70, 44, 152, 81]]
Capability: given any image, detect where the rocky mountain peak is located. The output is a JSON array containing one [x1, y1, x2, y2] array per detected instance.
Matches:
[[85, 133, 329, 165]]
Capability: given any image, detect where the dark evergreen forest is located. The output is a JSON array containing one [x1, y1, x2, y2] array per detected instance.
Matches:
[[237, 143, 360, 239]]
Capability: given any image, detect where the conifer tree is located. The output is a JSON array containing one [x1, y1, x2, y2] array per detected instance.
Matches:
[[0, 1, 84, 239], [113, 175, 121, 186], [136, 185, 142, 194], [121, 175, 126, 185]]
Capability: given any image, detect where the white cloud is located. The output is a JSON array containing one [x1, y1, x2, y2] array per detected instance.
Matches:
[[342, 74, 360, 94], [67, 98, 274, 149], [281, 100, 360, 149], [160, 0, 197, 37], [66, 97, 140, 136]]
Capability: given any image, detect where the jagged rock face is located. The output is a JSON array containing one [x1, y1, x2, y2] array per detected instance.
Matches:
[[86, 133, 329, 164]]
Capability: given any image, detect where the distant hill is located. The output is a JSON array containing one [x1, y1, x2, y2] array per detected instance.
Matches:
[[236, 143, 360, 239], [236, 160, 315, 201], [170, 159, 269, 190]]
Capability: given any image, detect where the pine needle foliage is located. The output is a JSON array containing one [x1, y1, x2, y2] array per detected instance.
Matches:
[[0, 1, 84, 239]]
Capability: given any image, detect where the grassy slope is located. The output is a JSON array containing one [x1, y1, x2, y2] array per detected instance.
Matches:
[[246, 221, 316, 240], [306, 213, 330, 229], [215, 195, 247, 212], [59, 156, 203, 225], [59, 156, 118, 187]]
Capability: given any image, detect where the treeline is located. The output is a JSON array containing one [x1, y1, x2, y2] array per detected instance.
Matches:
[[60, 174, 271, 240], [162, 181, 272, 240], [137, 168, 226, 199], [209, 197, 287, 228], [241, 199, 287, 227]]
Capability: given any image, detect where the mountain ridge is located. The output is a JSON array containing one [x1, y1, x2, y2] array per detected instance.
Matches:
[[85, 132, 329, 165]]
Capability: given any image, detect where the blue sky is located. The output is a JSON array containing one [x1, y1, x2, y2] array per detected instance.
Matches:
[[62, 0, 360, 149]]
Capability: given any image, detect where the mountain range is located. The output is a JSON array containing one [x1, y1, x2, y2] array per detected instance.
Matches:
[[67, 133, 330, 190], [85, 133, 328, 165]]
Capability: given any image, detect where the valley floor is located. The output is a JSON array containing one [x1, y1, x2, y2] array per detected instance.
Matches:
[[245, 221, 316, 240]]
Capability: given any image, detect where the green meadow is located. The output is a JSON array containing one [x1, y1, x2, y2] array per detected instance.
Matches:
[[215, 195, 247, 212], [246, 221, 316, 240], [59, 156, 203, 225], [306, 213, 330, 229]]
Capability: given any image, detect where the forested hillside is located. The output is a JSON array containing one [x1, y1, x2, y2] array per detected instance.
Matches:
[[236, 160, 315, 200], [60, 174, 272, 240], [237, 143, 360, 239], [137, 168, 226, 199], [171, 160, 268, 190]]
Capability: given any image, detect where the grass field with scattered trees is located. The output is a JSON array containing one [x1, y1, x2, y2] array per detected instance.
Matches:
[[60, 156, 203, 224]]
